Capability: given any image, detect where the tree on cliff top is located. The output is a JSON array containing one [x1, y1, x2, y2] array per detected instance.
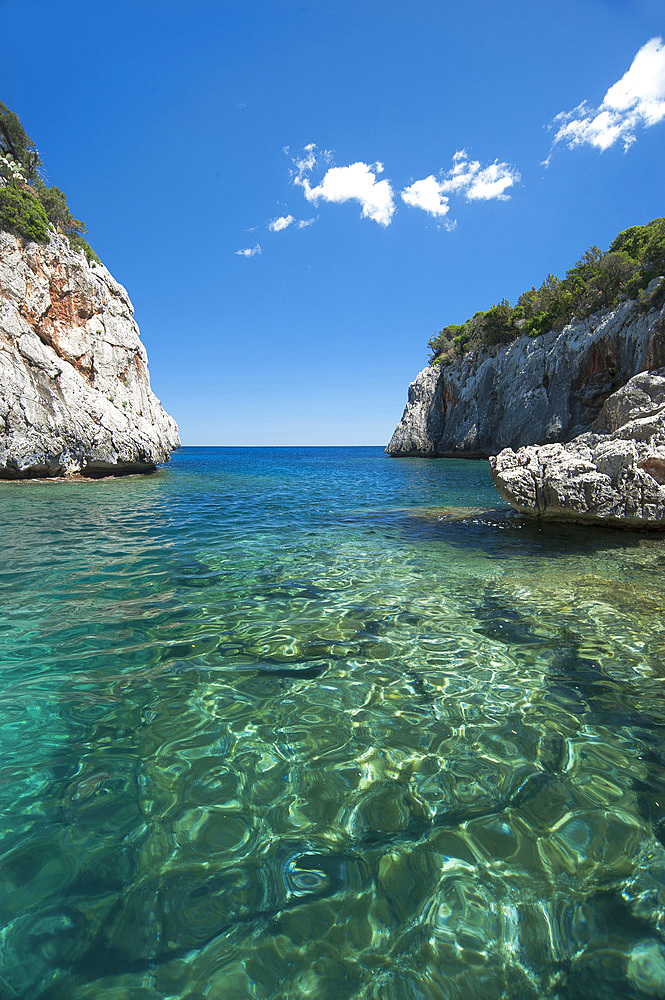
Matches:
[[0, 102, 41, 181], [429, 217, 665, 364]]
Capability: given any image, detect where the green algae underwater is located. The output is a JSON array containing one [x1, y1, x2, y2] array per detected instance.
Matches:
[[3, 446, 665, 1000]]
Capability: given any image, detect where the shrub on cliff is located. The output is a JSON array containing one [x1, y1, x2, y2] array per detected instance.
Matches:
[[34, 180, 100, 263], [66, 233, 100, 264], [429, 217, 665, 363], [0, 186, 49, 243], [0, 103, 99, 262]]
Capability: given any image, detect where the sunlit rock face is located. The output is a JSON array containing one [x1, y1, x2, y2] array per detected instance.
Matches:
[[0, 229, 179, 478], [387, 292, 665, 457], [490, 369, 665, 528]]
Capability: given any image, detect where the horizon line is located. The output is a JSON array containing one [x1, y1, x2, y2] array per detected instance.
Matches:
[[175, 443, 387, 449]]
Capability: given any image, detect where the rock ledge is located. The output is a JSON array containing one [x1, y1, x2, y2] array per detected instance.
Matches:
[[489, 369, 665, 528]]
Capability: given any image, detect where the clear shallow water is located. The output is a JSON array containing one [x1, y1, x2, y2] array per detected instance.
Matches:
[[2, 447, 665, 999]]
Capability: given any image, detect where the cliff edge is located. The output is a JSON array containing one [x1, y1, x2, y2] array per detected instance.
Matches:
[[387, 292, 665, 458], [0, 229, 180, 478]]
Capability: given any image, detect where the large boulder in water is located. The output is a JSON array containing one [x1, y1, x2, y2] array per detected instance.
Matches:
[[0, 229, 179, 478], [489, 369, 665, 528]]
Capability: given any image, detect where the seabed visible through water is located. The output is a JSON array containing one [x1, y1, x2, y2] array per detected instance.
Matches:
[[2, 446, 665, 999]]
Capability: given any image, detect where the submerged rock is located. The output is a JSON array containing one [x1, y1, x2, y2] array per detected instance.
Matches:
[[387, 293, 665, 457], [489, 370, 665, 528], [0, 229, 179, 478]]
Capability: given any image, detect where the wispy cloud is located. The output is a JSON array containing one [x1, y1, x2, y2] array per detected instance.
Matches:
[[235, 244, 262, 257], [268, 214, 316, 233], [269, 214, 295, 233], [401, 150, 519, 222], [547, 37, 665, 157], [438, 150, 520, 201], [291, 144, 396, 226]]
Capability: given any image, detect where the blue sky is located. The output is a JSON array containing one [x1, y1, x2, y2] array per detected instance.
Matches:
[[2, 0, 664, 445]]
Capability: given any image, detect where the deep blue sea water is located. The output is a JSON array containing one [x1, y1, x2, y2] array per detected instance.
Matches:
[[3, 446, 665, 999]]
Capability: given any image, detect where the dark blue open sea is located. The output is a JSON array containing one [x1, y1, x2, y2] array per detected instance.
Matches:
[[3, 446, 665, 999]]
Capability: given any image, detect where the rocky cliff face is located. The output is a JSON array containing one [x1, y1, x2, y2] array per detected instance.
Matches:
[[490, 369, 665, 528], [0, 230, 179, 478], [387, 292, 665, 457]]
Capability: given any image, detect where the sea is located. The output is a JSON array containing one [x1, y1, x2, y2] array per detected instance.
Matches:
[[2, 445, 665, 999]]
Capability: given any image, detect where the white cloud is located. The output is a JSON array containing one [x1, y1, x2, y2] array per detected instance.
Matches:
[[304, 163, 396, 226], [439, 150, 520, 201], [235, 244, 262, 257], [549, 36, 665, 155], [291, 144, 395, 226], [401, 151, 519, 220], [269, 214, 295, 232], [401, 176, 451, 218], [466, 162, 521, 200], [296, 217, 316, 229], [288, 144, 517, 231]]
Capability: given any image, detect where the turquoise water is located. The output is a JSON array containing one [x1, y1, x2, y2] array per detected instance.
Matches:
[[3, 446, 665, 999]]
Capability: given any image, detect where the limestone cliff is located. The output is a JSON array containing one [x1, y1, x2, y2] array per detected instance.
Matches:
[[387, 291, 665, 458], [0, 229, 179, 478]]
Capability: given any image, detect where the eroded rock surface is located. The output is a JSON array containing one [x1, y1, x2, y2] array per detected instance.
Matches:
[[387, 292, 665, 457], [0, 229, 179, 477], [489, 369, 665, 528]]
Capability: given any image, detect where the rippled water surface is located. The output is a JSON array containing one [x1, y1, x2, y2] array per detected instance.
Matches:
[[3, 446, 665, 999]]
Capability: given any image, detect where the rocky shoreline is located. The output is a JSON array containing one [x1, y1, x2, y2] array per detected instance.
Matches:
[[490, 369, 665, 528], [389, 287, 665, 527]]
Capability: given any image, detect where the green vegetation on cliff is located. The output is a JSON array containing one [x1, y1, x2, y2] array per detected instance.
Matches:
[[0, 103, 99, 263], [428, 218, 665, 364]]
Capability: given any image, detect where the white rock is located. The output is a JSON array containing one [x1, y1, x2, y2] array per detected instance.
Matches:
[[490, 369, 665, 528], [0, 230, 179, 478]]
